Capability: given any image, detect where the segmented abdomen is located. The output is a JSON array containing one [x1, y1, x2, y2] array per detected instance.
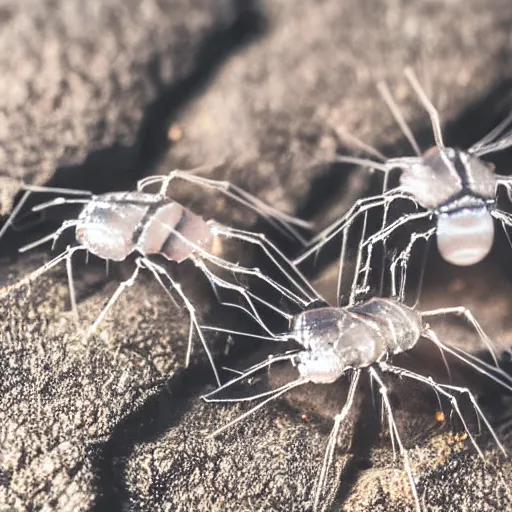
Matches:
[[76, 191, 213, 262], [137, 199, 214, 262]]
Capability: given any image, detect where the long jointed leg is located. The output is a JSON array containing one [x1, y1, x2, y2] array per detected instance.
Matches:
[[494, 211, 512, 252], [211, 223, 322, 304], [369, 366, 421, 512], [158, 222, 312, 310], [66, 246, 80, 322], [204, 377, 307, 439], [137, 169, 311, 244], [347, 211, 369, 306], [192, 245, 309, 310], [421, 307, 500, 368], [331, 126, 388, 162], [336, 224, 350, 307], [330, 155, 391, 173], [389, 227, 436, 301], [377, 80, 422, 157], [332, 154, 422, 174], [199, 325, 292, 343], [0, 185, 92, 242], [81, 255, 222, 385], [404, 67, 445, 149], [447, 342, 512, 387], [199, 262, 274, 327], [87, 258, 144, 337], [423, 329, 512, 395], [312, 370, 361, 512], [0, 246, 86, 316], [147, 212, 313, 312], [0, 190, 32, 241], [202, 352, 300, 401], [19, 220, 80, 253], [379, 361, 507, 458], [355, 210, 433, 296], [202, 251, 311, 309], [294, 189, 416, 265], [193, 257, 294, 335], [141, 257, 221, 386]]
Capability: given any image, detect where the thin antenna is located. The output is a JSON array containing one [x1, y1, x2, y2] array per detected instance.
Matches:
[[404, 67, 445, 149], [377, 81, 422, 157], [474, 132, 512, 156], [470, 106, 512, 153], [330, 125, 388, 162]]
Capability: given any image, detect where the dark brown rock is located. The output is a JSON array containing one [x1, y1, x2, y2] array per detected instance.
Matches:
[[0, 0, 244, 213], [1, 0, 512, 511]]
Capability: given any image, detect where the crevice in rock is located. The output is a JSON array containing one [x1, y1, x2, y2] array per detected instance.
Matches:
[[93, 364, 216, 511], [47, 1, 267, 195], [0, 0, 267, 259]]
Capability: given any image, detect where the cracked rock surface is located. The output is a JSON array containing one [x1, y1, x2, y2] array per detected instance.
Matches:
[[0, 0, 240, 213], [1, 0, 512, 511]]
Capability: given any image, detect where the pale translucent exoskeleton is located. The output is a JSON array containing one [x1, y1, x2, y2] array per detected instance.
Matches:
[[0, 168, 318, 385], [201, 266, 512, 511], [295, 68, 512, 303]]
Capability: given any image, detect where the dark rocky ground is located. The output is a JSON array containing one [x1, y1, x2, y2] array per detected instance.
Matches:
[[1, 0, 512, 510]]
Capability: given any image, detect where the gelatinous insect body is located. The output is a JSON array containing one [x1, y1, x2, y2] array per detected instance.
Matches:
[[295, 69, 512, 303], [400, 146, 497, 265], [204, 292, 511, 512], [3, 170, 317, 386], [400, 146, 497, 210], [75, 192, 214, 263], [291, 299, 421, 383]]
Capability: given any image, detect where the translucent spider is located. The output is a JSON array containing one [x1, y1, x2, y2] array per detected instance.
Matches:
[[0, 169, 318, 385], [295, 68, 512, 302], [201, 279, 512, 511]]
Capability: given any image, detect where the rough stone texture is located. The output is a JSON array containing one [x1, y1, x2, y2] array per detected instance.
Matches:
[[0, 254, 210, 511], [1, 0, 512, 511], [160, 0, 512, 225], [0, 0, 241, 213]]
